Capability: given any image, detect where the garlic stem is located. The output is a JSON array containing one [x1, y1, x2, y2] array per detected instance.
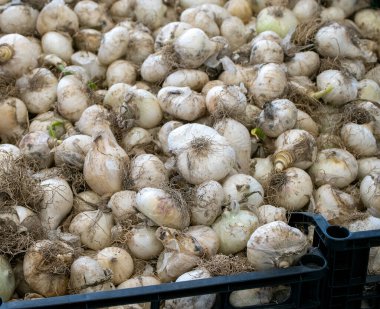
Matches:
[[0, 43, 14, 63], [310, 84, 334, 100]]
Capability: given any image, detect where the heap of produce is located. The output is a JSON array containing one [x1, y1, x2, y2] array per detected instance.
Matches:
[[0, 0, 379, 307]]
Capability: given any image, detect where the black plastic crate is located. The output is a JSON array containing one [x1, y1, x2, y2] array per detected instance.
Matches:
[[0, 213, 328, 309], [289, 213, 380, 309]]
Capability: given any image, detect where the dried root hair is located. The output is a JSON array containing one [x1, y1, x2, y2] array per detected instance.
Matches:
[[199, 253, 255, 276], [0, 154, 43, 211]]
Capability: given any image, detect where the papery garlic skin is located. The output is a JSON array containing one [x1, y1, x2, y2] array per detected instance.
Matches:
[[212, 201, 259, 255], [96, 247, 134, 285], [69, 210, 114, 250], [249, 63, 287, 108], [357, 79, 380, 103], [206, 85, 247, 117], [247, 221, 308, 270], [354, 9, 380, 41], [256, 204, 287, 224], [341, 123, 377, 157], [222, 174, 264, 211], [190, 180, 224, 226], [292, 0, 320, 22], [360, 172, 380, 218], [163, 70, 209, 91], [229, 287, 272, 307], [57, 75, 90, 122], [268, 168, 313, 211], [357, 157, 380, 180], [15, 68, 58, 114], [214, 118, 251, 173], [0, 97, 28, 143], [135, 188, 190, 229], [157, 86, 206, 121], [0, 256, 15, 302], [314, 184, 356, 224], [54, 135, 92, 169], [158, 121, 183, 155], [309, 148, 358, 189], [40, 178, 73, 230], [250, 39, 284, 65], [316, 70, 358, 106], [168, 124, 236, 185], [127, 226, 163, 260], [259, 99, 297, 138], [286, 51, 320, 77], [84, 132, 129, 196], [164, 269, 216, 309], [130, 154, 169, 190]]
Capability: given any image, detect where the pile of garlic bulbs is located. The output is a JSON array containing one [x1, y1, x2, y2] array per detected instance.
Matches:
[[0, 0, 379, 308]]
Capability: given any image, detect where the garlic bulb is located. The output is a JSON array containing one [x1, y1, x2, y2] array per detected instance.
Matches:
[[54, 135, 92, 169], [42, 31, 74, 63], [320, 7, 345, 22], [158, 121, 183, 155], [84, 132, 129, 196], [295, 110, 319, 137], [74, 190, 102, 213], [256, 204, 287, 224], [36, 0, 79, 35], [250, 39, 284, 65], [286, 51, 320, 77], [155, 22, 193, 51], [19, 131, 55, 169], [206, 85, 247, 118], [229, 287, 272, 307], [315, 23, 376, 62], [273, 129, 317, 171], [156, 227, 203, 282], [75, 105, 109, 136], [259, 99, 297, 138], [57, 75, 90, 122], [341, 123, 377, 157], [135, 0, 167, 30], [130, 154, 169, 190], [220, 16, 247, 52], [164, 269, 216, 309], [223, 174, 264, 211], [313, 184, 357, 225], [40, 177, 73, 230], [123, 88, 163, 129], [106, 60, 137, 87], [163, 70, 209, 91], [96, 247, 134, 285], [250, 156, 273, 188], [23, 240, 74, 297], [248, 63, 287, 108], [168, 124, 236, 185], [309, 148, 358, 189], [0, 34, 40, 78], [256, 6, 298, 38], [69, 210, 114, 250], [172, 28, 218, 69], [180, 7, 220, 38], [247, 221, 308, 270], [357, 79, 380, 103], [107, 190, 137, 222], [0, 5, 38, 35], [122, 127, 153, 153], [135, 188, 190, 229], [0, 256, 15, 302], [292, 0, 320, 22], [354, 9, 380, 41], [268, 167, 313, 211], [0, 97, 28, 143], [212, 201, 259, 255], [98, 26, 130, 65], [70, 256, 114, 293], [71, 51, 106, 82], [15, 68, 57, 115], [74, 29, 102, 53], [126, 226, 163, 260], [360, 172, 380, 217], [357, 157, 380, 180], [214, 118, 251, 173], [190, 180, 224, 226], [185, 226, 219, 258], [316, 70, 358, 106], [226, 0, 253, 24], [157, 86, 206, 121], [140, 52, 172, 83], [73, 0, 109, 29]]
